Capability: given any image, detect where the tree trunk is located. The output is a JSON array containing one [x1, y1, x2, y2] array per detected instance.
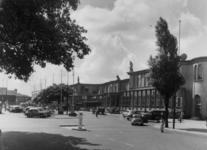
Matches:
[[164, 97, 169, 128]]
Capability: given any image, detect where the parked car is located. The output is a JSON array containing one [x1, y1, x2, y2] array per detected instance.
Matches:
[[147, 109, 166, 122], [126, 110, 146, 121], [131, 114, 147, 126], [123, 110, 135, 118], [10, 106, 23, 113], [23, 106, 34, 114], [25, 107, 49, 118]]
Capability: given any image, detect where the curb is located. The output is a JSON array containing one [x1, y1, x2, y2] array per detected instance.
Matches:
[[154, 124, 207, 136]]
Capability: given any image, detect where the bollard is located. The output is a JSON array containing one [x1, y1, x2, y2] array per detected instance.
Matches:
[[78, 112, 83, 129], [0, 130, 5, 150]]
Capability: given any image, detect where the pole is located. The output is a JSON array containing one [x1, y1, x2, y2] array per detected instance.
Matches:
[[60, 70, 62, 114], [72, 67, 75, 113], [179, 20, 181, 55], [66, 71, 69, 115], [173, 95, 176, 129]]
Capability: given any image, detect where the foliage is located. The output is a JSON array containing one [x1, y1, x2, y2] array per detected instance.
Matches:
[[33, 84, 73, 104], [148, 17, 185, 127], [0, 0, 90, 81]]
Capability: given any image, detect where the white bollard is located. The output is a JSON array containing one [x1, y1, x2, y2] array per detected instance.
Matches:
[[0, 130, 5, 150], [78, 112, 83, 129]]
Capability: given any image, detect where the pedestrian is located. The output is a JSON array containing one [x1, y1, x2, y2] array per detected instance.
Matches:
[[160, 117, 165, 133], [179, 111, 184, 123], [96, 110, 98, 118]]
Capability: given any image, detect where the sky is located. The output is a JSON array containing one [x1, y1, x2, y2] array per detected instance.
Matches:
[[0, 0, 207, 96]]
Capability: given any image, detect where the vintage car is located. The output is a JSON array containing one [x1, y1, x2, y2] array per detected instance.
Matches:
[[10, 105, 23, 113], [147, 109, 166, 122], [131, 114, 148, 126], [25, 107, 49, 118]]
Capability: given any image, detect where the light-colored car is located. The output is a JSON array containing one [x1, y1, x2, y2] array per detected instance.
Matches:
[[131, 114, 145, 126], [25, 107, 49, 118], [122, 110, 135, 118]]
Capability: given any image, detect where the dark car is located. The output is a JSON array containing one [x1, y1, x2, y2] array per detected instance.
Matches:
[[147, 109, 166, 122], [23, 106, 34, 114], [9, 105, 23, 113], [25, 108, 49, 118], [10, 106, 23, 113], [126, 110, 146, 121]]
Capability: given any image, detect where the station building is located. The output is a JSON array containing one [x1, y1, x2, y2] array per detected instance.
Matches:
[[68, 56, 207, 119]]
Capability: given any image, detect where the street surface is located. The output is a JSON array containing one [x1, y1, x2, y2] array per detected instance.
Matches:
[[0, 110, 207, 150]]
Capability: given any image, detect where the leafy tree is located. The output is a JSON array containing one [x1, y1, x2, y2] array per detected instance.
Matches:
[[0, 0, 90, 81], [33, 84, 73, 104], [148, 17, 185, 127]]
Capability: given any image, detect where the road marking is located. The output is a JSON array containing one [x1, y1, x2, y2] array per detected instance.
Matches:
[[125, 143, 134, 147], [94, 134, 100, 137], [108, 138, 114, 141]]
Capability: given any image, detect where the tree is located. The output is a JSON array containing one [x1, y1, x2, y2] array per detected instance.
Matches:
[[33, 84, 73, 104], [0, 0, 90, 81], [148, 17, 185, 127]]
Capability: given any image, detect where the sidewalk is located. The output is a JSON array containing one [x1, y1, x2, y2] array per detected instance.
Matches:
[[154, 119, 207, 135]]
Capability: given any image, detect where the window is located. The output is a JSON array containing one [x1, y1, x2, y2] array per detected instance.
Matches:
[[138, 75, 141, 87], [198, 64, 202, 79], [194, 64, 203, 80]]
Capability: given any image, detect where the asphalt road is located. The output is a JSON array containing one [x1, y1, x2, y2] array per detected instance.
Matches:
[[0, 110, 207, 150]]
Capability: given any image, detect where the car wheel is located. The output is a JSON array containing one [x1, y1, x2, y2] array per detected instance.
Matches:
[[131, 123, 134, 126], [127, 118, 129, 121]]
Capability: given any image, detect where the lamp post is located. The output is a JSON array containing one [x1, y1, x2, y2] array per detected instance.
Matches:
[[72, 67, 75, 113]]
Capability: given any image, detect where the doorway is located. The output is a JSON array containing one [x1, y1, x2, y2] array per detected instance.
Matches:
[[194, 95, 201, 117]]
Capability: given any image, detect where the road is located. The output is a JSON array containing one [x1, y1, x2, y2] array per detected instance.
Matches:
[[0, 110, 207, 150]]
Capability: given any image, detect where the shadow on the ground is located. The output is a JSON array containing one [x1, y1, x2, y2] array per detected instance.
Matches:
[[180, 128, 207, 133], [2, 131, 101, 150]]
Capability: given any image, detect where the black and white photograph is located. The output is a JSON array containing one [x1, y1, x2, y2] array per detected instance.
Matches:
[[0, 0, 207, 150]]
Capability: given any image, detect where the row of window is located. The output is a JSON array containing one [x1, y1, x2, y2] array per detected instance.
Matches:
[[130, 73, 151, 89]]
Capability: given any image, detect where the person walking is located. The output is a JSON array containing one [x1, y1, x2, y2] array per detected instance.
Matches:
[[96, 109, 98, 118], [160, 117, 165, 133]]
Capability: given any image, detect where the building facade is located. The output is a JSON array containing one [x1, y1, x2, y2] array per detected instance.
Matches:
[[65, 56, 207, 119], [180, 56, 207, 119], [0, 87, 31, 105]]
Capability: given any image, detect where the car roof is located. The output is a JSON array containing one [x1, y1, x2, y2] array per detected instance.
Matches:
[[149, 109, 165, 112], [133, 114, 142, 117]]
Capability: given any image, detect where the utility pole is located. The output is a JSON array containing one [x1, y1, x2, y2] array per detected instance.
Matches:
[[173, 20, 181, 129], [67, 71, 69, 115], [72, 67, 75, 113]]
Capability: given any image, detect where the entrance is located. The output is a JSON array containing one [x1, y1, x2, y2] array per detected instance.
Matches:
[[194, 95, 201, 117]]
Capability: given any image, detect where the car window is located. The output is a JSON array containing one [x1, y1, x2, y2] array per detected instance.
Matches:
[[133, 115, 141, 118]]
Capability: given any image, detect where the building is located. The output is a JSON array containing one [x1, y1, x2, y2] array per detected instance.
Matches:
[[0, 87, 31, 105], [180, 56, 207, 119], [49, 56, 207, 119]]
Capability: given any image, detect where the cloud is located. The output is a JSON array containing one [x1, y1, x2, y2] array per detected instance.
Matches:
[[2, 0, 207, 96]]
